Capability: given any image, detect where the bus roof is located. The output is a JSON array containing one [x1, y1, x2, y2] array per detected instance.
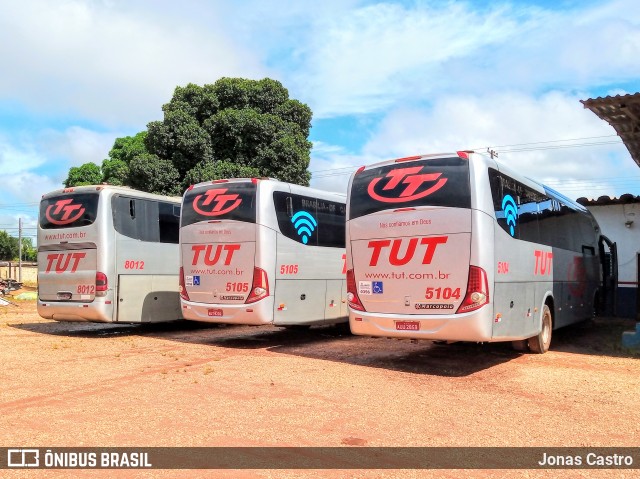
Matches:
[[41, 185, 181, 203], [353, 151, 586, 212], [188, 178, 346, 201]]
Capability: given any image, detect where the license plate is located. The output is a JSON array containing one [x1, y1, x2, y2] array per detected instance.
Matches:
[[57, 292, 72, 300], [395, 320, 420, 331], [208, 308, 223, 317]]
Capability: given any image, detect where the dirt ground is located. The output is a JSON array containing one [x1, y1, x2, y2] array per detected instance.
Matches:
[[1, 297, 639, 479]]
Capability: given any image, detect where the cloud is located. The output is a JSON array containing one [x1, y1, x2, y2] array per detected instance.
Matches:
[[293, 1, 520, 118], [0, 0, 266, 128], [309, 141, 378, 193], [273, 0, 640, 118], [312, 91, 639, 199], [0, 126, 120, 210], [0, 136, 47, 175], [2, 171, 60, 206], [38, 126, 119, 168]]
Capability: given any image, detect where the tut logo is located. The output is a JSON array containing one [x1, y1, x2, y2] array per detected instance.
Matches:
[[192, 188, 242, 217], [367, 166, 448, 203], [45, 199, 85, 225]]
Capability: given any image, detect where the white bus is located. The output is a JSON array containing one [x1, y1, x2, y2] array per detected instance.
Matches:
[[38, 185, 182, 323], [345, 151, 610, 353], [179, 178, 347, 327]]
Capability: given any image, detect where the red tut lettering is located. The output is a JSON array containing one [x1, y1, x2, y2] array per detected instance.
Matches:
[[368, 236, 448, 266], [534, 250, 553, 275], [44, 252, 87, 273], [191, 244, 240, 266]]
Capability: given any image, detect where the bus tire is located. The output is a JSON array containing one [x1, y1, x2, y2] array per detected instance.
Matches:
[[528, 304, 552, 354], [511, 340, 529, 352]]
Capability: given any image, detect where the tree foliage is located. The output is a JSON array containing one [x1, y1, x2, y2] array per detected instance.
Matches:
[[0, 231, 18, 261], [21, 237, 37, 262], [62, 78, 313, 194], [63, 163, 102, 188]]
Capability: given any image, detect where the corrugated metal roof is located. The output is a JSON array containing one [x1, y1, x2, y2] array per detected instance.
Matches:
[[581, 93, 640, 168], [577, 193, 640, 206]]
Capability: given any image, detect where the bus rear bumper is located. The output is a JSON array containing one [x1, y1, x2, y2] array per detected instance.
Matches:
[[180, 297, 275, 325], [348, 308, 494, 342], [37, 300, 113, 323]]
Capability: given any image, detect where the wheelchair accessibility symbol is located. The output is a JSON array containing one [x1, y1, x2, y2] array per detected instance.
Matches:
[[372, 281, 384, 294]]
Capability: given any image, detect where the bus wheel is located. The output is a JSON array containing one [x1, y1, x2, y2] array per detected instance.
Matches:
[[528, 304, 552, 354], [511, 340, 529, 352]]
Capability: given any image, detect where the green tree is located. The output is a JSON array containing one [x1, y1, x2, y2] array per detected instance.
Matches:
[[183, 160, 261, 186], [100, 131, 150, 185], [61, 77, 313, 193], [63, 162, 102, 187], [146, 77, 312, 190], [20, 238, 37, 262], [127, 153, 181, 196], [0, 231, 18, 261]]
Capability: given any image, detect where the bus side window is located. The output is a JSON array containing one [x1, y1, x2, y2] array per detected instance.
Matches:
[[159, 201, 180, 244]]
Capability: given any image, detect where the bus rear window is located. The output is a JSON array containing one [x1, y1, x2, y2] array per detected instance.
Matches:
[[349, 157, 471, 219], [181, 183, 256, 227], [39, 193, 99, 229]]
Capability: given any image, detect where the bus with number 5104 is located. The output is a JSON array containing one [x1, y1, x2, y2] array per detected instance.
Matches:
[[345, 151, 616, 353]]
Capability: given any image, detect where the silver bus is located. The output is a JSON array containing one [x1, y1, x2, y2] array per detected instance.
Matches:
[[345, 151, 609, 353], [179, 178, 347, 327], [38, 185, 182, 323]]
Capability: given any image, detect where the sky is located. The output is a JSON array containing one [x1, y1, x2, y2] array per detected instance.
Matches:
[[1, 0, 639, 243]]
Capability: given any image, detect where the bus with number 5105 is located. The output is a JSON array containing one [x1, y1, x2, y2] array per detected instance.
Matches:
[[179, 178, 347, 327]]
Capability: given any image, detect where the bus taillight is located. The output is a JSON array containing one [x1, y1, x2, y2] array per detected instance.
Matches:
[[179, 267, 190, 301], [346, 269, 365, 311], [96, 272, 108, 297], [246, 267, 269, 304], [456, 266, 489, 313]]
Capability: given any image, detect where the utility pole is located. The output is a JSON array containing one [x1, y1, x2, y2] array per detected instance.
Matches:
[[18, 218, 22, 283]]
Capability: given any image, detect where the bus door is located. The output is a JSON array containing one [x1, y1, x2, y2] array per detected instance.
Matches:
[[599, 234, 618, 316], [348, 157, 474, 318], [38, 192, 101, 304], [180, 182, 257, 307]]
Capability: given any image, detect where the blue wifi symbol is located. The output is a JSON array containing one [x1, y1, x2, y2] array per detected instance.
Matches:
[[502, 195, 518, 237], [291, 210, 318, 244]]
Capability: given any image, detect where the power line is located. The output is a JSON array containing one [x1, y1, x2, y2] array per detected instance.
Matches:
[[310, 134, 627, 178], [469, 134, 620, 150]]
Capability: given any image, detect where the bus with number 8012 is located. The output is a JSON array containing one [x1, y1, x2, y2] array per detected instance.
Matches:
[[37, 185, 182, 323]]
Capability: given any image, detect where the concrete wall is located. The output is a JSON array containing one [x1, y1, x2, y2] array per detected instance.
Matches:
[[0, 263, 37, 285]]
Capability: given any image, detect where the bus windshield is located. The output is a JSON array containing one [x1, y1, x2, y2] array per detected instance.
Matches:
[[349, 157, 471, 219], [39, 192, 100, 229], [181, 182, 256, 227]]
